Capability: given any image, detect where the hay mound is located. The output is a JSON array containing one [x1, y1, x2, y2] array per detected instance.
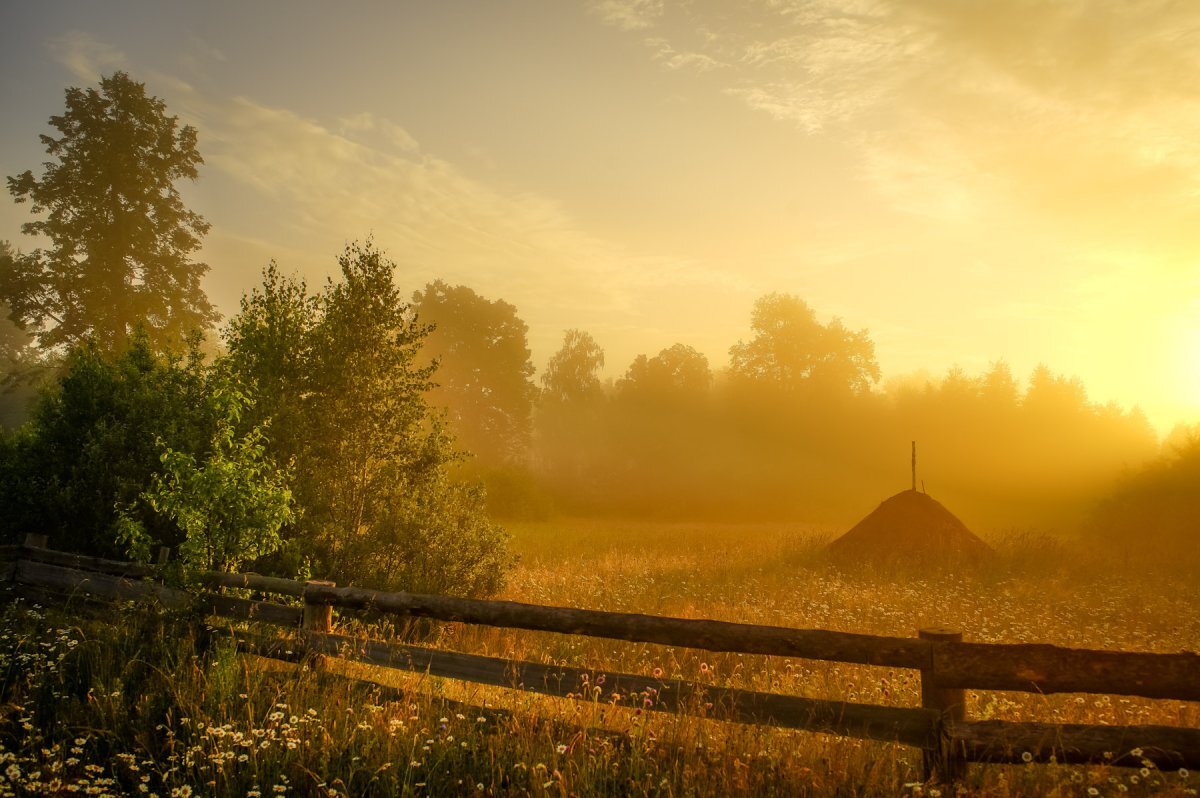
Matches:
[[828, 489, 992, 565]]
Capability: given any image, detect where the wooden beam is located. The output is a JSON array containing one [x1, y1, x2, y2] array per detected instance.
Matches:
[[934, 640, 1200, 702], [956, 719, 1200, 770], [196, 570, 309, 597], [14, 560, 187, 607], [203, 594, 304, 628], [265, 630, 940, 748], [19, 546, 157, 579], [300, 583, 933, 669]]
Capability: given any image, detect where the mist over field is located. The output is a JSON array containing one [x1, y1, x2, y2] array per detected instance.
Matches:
[[1, 3, 1199, 796]]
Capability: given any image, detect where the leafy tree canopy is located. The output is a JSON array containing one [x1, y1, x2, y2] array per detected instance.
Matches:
[[729, 293, 880, 396], [4, 72, 217, 355], [223, 242, 514, 596], [617, 343, 711, 404], [412, 280, 537, 466], [0, 330, 212, 556], [541, 329, 604, 405]]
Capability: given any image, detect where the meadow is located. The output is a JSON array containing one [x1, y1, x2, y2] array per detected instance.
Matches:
[[0, 518, 1198, 797]]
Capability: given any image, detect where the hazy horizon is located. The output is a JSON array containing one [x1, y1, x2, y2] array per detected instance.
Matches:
[[3, 1, 1198, 434]]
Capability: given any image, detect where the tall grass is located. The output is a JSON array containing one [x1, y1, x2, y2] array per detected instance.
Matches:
[[0, 521, 1197, 796]]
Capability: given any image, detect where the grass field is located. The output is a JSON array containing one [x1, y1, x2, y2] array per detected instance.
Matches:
[[0, 519, 1197, 796]]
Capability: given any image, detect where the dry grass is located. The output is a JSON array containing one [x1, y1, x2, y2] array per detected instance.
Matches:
[[1, 519, 1197, 796]]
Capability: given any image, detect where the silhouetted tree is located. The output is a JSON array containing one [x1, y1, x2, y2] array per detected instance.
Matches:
[[4, 72, 216, 354], [728, 293, 879, 396], [0, 242, 34, 371], [541, 329, 604, 404], [412, 280, 537, 465], [617, 343, 711, 405]]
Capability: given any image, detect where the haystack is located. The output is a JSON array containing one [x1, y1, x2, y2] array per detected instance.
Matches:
[[827, 489, 992, 565]]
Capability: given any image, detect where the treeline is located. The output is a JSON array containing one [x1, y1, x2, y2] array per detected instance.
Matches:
[[417, 291, 1159, 530]]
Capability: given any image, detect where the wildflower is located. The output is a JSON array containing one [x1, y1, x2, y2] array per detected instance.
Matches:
[[652, 667, 663, 678], [556, 744, 568, 754], [1181, 768, 1190, 779], [1141, 768, 1151, 777], [1131, 748, 1143, 757], [1021, 751, 1033, 763], [1088, 789, 1099, 796]]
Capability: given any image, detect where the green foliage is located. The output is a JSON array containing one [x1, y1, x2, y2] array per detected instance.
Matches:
[[4, 71, 216, 354], [130, 385, 295, 572], [223, 241, 515, 596], [412, 280, 538, 466], [0, 331, 211, 556]]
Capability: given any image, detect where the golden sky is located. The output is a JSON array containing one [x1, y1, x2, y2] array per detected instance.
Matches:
[[2, 1, 1198, 433]]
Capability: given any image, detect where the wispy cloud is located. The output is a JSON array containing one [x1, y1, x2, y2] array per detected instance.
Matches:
[[49, 31, 128, 81], [47, 31, 743, 362], [589, 0, 665, 31], [596, 0, 1200, 239]]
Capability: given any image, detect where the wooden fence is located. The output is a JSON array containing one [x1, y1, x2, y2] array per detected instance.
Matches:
[[2, 535, 1198, 784]]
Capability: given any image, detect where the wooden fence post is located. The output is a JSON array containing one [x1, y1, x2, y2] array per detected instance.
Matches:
[[23, 533, 48, 549], [920, 628, 966, 784], [303, 580, 335, 669]]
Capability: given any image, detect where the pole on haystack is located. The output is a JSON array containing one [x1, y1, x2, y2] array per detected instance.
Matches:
[[911, 441, 916, 491]]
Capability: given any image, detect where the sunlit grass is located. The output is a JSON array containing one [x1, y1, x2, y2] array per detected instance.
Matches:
[[1, 521, 1197, 796]]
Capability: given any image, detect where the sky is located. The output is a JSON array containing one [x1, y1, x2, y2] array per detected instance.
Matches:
[[1, 1, 1198, 434]]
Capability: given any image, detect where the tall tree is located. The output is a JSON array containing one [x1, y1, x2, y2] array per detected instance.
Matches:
[[223, 242, 514, 596], [616, 343, 711, 404], [541, 329, 604, 405], [729, 293, 880, 396], [412, 280, 537, 465], [0, 242, 33, 369], [4, 72, 217, 354]]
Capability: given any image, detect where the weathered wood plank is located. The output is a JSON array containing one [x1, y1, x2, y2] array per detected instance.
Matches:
[[935, 641, 1200, 702], [252, 630, 938, 748], [204, 594, 303, 628], [301, 584, 932, 669], [196, 571, 309, 597], [20, 546, 157, 578], [14, 560, 187, 608], [957, 719, 1200, 770]]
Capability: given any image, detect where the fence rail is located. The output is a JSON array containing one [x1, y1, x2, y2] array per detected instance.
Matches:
[[2, 538, 1198, 782]]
